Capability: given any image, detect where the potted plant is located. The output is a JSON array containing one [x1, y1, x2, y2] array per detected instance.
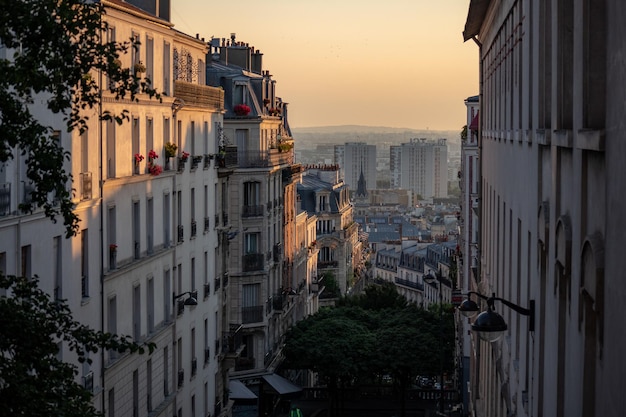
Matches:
[[134, 153, 144, 165], [165, 142, 178, 158], [233, 104, 251, 116], [180, 151, 190, 162], [134, 61, 146, 73]]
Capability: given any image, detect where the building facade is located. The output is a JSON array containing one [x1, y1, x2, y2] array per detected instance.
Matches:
[[333, 142, 377, 192], [392, 138, 449, 199], [462, 0, 626, 416], [206, 35, 314, 413]]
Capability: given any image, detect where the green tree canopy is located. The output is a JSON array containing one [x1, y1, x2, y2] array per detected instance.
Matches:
[[1, 0, 160, 237], [0, 274, 154, 417]]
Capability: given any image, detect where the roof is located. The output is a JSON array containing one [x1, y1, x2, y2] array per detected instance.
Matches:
[[463, 0, 493, 41]]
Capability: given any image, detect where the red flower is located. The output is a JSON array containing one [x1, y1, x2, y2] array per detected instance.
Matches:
[[233, 104, 251, 116], [181, 151, 190, 161], [148, 149, 159, 160], [149, 164, 163, 176], [134, 153, 144, 163]]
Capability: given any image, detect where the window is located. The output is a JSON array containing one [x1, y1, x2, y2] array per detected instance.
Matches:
[[132, 118, 140, 175], [108, 388, 115, 417], [191, 328, 196, 376], [244, 182, 260, 206], [147, 277, 154, 334], [133, 285, 141, 341], [132, 369, 139, 417], [81, 130, 88, 174], [244, 233, 259, 254], [53, 236, 62, 300], [106, 120, 116, 178], [146, 117, 154, 173], [164, 269, 171, 321], [108, 296, 117, 360], [163, 193, 170, 248], [20, 244, 31, 278], [81, 229, 88, 298], [191, 257, 196, 292], [163, 346, 169, 396], [146, 359, 153, 412], [133, 200, 140, 259], [147, 197, 154, 254], [163, 42, 170, 95], [145, 36, 154, 82]]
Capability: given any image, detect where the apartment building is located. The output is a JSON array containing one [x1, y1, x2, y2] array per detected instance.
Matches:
[[1, 1, 234, 416], [333, 142, 377, 192], [456, 95, 480, 414], [297, 165, 361, 296], [391, 138, 449, 199], [205, 35, 314, 411], [463, 1, 626, 416]]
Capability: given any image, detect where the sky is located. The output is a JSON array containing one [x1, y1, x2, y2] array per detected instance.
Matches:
[[171, 0, 478, 131]]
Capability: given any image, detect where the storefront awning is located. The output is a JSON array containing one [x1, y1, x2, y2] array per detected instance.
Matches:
[[262, 374, 302, 395], [229, 379, 258, 400]]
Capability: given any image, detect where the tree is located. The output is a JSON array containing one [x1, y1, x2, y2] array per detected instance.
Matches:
[[0, 274, 154, 417], [283, 294, 452, 417], [0, 0, 160, 237]]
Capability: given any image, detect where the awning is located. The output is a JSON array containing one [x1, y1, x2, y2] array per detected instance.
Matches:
[[469, 111, 480, 131], [262, 373, 302, 395], [229, 379, 258, 400]]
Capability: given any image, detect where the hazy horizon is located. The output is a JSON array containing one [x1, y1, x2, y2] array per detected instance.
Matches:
[[172, 0, 478, 131]]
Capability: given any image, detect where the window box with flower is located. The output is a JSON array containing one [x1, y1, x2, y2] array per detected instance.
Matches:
[[233, 104, 251, 116], [178, 151, 189, 172]]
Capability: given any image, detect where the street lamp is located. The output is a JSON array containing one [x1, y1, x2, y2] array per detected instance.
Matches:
[[173, 290, 199, 307], [458, 292, 534, 342], [424, 270, 447, 417]]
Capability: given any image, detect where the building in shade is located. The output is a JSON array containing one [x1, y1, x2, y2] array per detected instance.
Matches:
[[462, 0, 626, 416], [334, 142, 377, 192], [391, 138, 448, 199]]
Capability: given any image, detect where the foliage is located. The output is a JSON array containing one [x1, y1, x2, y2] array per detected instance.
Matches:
[[461, 124, 468, 141], [319, 272, 340, 298], [338, 281, 408, 311], [0, 0, 161, 238], [164, 142, 178, 157], [0, 274, 155, 417]]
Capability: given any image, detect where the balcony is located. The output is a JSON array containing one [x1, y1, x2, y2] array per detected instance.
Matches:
[[222, 324, 243, 355], [204, 282, 211, 298], [191, 220, 197, 237], [235, 357, 255, 372], [272, 293, 285, 311], [395, 277, 424, 291], [318, 260, 339, 268], [177, 369, 184, 388], [204, 347, 211, 365], [204, 154, 211, 169], [273, 243, 282, 262], [177, 224, 184, 243], [242, 305, 264, 324], [242, 253, 264, 272], [204, 216, 210, 233], [191, 357, 197, 376], [214, 275, 221, 291], [191, 155, 203, 170], [173, 81, 223, 110], [0, 183, 10, 216], [237, 149, 293, 169], [80, 172, 92, 201], [242, 204, 264, 218]]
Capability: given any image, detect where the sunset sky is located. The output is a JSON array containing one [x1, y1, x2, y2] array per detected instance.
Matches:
[[171, 0, 478, 131]]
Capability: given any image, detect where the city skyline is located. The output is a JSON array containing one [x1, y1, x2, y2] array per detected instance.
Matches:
[[171, 0, 478, 131]]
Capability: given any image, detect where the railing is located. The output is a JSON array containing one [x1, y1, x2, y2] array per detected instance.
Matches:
[[236, 149, 293, 168], [22, 182, 35, 205], [318, 260, 339, 268], [204, 282, 211, 298], [191, 220, 197, 237], [242, 253, 264, 272], [222, 212, 228, 226], [191, 357, 197, 376], [204, 216, 210, 232], [242, 204, 264, 217], [177, 224, 184, 243], [222, 324, 243, 354], [204, 347, 211, 365], [173, 81, 223, 110], [177, 369, 184, 388], [272, 294, 285, 311], [0, 183, 10, 216], [80, 172, 92, 201], [214, 275, 221, 291], [191, 155, 203, 170], [241, 306, 264, 324], [395, 277, 425, 291], [273, 243, 282, 262]]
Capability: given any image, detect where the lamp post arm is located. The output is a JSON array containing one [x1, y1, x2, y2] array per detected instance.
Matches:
[[494, 297, 535, 332]]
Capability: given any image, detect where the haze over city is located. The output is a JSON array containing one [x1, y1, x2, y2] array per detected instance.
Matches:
[[172, 0, 478, 131]]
